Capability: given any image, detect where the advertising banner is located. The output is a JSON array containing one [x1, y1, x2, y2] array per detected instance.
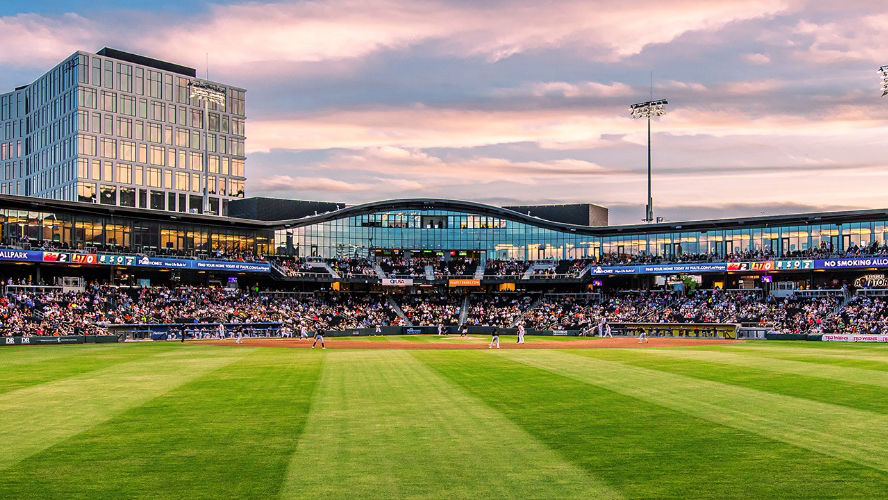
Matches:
[[641, 263, 727, 274], [448, 279, 481, 287], [381, 278, 413, 286], [822, 334, 888, 343], [96, 254, 270, 273], [192, 260, 271, 273], [817, 258, 888, 270], [0, 249, 44, 263]]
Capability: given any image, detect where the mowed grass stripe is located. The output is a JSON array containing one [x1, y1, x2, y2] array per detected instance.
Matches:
[[281, 350, 619, 499], [0, 344, 180, 395], [572, 348, 888, 415], [698, 344, 888, 371], [414, 351, 888, 498], [0, 349, 322, 499], [0, 346, 247, 471], [0, 344, 120, 365], [502, 350, 888, 473], [641, 348, 888, 387]]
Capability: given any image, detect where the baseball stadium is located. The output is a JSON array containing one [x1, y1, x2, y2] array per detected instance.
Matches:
[[3, 10, 888, 498], [3, 189, 888, 498]]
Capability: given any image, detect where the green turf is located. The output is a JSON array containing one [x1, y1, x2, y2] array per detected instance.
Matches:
[[1, 341, 887, 498]]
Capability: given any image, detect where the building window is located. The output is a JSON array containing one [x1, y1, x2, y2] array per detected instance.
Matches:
[[120, 95, 135, 116], [147, 167, 162, 187], [150, 190, 165, 210], [117, 164, 132, 184], [149, 145, 164, 166], [119, 186, 135, 207], [78, 182, 96, 203], [100, 184, 116, 205], [118, 118, 132, 139], [102, 91, 117, 112], [100, 138, 117, 159]]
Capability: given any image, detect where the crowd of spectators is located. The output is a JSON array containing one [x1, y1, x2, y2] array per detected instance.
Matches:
[[329, 258, 376, 277], [396, 293, 462, 326], [463, 294, 536, 328], [1, 281, 878, 338], [0, 286, 403, 337], [484, 260, 531, 277]]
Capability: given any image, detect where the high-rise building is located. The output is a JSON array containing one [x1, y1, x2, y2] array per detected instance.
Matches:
[[0, 48, 246, 215]]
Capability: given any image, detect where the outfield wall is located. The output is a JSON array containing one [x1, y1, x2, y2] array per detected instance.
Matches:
[[2, 335, 119, 346]]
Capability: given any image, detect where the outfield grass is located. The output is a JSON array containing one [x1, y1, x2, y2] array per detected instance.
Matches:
[[1, 340, 887, 498]]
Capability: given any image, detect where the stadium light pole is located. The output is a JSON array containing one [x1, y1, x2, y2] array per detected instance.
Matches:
[[630, 99, 668, 223], [188, 81, 226, 216], [880, 65, 888, 96]]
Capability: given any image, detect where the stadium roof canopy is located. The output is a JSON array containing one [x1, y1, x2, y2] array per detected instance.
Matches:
[[4, 194, 888, 236]]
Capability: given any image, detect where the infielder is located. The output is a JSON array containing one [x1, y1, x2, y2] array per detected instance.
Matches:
[[489, 327, 500, 349], [638, 327, 648, 344], [517, 324, 526, 344], [311, 328, 326, 349]]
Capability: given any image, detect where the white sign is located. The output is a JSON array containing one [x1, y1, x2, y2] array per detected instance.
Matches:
[[381, 278, 413, 286], [822, 334, 888, 343]]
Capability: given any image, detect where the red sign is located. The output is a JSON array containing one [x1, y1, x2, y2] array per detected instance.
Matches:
[[71, 254, 98, 265], [42, 252, 70, 263]]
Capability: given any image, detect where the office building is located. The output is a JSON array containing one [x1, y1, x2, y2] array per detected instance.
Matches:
[[0, 48, 246, 215]]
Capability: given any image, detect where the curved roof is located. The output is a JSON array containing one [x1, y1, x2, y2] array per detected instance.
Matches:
[[271, 198, 599, 234]]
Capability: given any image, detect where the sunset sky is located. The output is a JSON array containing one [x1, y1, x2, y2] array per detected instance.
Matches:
[[2, 0, 887, 224]]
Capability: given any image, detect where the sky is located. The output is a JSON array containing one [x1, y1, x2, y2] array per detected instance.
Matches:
[[2, 0, 887, 225]]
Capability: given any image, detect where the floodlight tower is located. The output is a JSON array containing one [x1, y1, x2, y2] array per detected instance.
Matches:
[[880, 65, 888, 96], [630, 99, 668, 223], [188, 81, 227, 215]]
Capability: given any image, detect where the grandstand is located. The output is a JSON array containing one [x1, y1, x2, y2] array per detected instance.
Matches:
[[3, 192, 888, 342]]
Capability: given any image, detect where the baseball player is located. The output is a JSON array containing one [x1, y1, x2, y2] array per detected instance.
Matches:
[[311, 328, 326, 349], [517, 324, 526, 344], [375, 324, 382, 336], [236, 327, 243, 344], [489, 327, 500, 349], [598, 317, 612, 338], [300, 324, 308, 341], [638, 327, 648, 344]]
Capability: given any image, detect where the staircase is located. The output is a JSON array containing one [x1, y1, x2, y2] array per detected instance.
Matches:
[[424, 265, 435, 280], [374, 263, 387, 279], [473, 261, 486, 280], [458, 295, 470, 326], [387, 296, 411, 326], [322, 262, 340, 279], [513, 295, 545, 327]]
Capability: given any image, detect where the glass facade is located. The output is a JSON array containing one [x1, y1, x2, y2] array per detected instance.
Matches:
[[2, 199, 887, 264], [0, 209, 271, 256], [274, 207, 888, 261], [0, 49, 246, 215]]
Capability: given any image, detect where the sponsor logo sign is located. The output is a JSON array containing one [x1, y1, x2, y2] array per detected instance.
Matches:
[[192, 260, 270, 273], [381, 278, 413, 286], [406, 328, 422, 335], [0, 250, 44, 262], [854, 274, 888, 288], [448, 279, 481, 287], [818, 258, 888, 270], [42, 252, 70, 263], [552, 330, 569, 336], [822, 334, 888, 343]]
